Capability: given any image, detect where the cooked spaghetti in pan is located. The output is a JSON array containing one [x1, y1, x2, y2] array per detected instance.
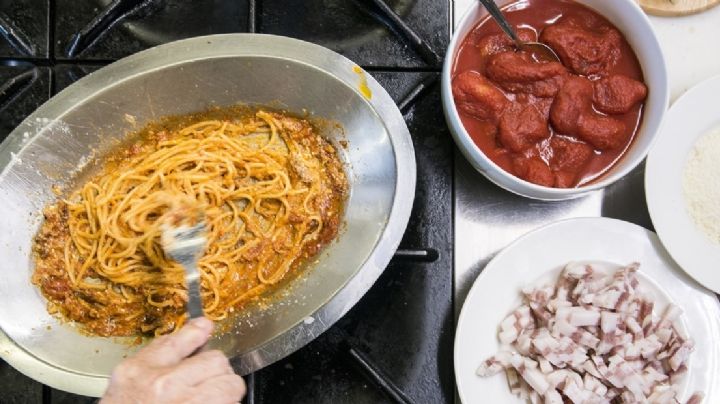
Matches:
[[31, 109, 348, 337]]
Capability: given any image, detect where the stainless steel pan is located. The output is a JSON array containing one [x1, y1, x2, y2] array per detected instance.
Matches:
[[0, 34, 415, 396]]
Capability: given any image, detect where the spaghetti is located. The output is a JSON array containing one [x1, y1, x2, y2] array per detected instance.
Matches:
[[32, 110, 348, 337]]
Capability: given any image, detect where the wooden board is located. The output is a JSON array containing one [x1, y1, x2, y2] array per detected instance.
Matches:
[[640, 0, 720, 16]]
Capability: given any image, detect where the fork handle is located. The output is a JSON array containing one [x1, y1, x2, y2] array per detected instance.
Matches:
[[186, 268, 208, 354], [187, 277, 204, 319], [187, 281, 204, 319]]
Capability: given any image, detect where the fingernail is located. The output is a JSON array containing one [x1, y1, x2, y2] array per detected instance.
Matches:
[[189, 317, 213, 333]]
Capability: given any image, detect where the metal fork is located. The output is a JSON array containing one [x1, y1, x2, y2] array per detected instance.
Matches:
[[161, 221, 207, 319]]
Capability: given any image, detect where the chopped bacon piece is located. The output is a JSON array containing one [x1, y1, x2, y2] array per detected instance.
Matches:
[[582, 359, 603, 379], [685, 392, 704, 404], [625, 316, 644, 341], [673, 323, 690, 343], [637, 335, 664, 359], [560, 382, 583, 403], [606, 388, 621, 401], [641, 366, 669, 393], [668, 340, 694, 372], [575, 330, 600, 349], [539, 358, 554, 374], [594, 289, 625, 311], [477, 350, 512, 377], [516, 331, 535, 356], [639, 299, 654, 334], [506, 367, 523, 395], [655, 304, 683, 333], [477, 263, 698, 403], [647, 385, 678, 403], [563, 262, 596, 280], [523, 284, 556, 305], [510, 353, 551, 395], [557, 306, 600, 327], [519, 380, 534, 401], [669, 365, 688, 386], [535, 334, 587, 368], [583, 373, 608, 397], [547, 369, 578, 390], [600, 311, 620, 334], [499, 305, 535, 344], [530, 302, 554, 327], [544, 389, 563, 404]]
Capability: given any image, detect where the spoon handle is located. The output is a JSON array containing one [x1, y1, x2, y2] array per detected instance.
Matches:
[[476, 0, 521, 46]]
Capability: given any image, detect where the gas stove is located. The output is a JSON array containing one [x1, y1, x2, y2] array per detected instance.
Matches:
[[0, 1, 453, 403]]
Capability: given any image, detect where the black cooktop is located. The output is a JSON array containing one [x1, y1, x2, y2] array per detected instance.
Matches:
[[0, 1, 453, 402]]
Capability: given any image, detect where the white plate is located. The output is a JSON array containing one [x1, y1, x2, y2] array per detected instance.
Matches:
[[455, 217, 720, 404], [645, 74, 720, 294]]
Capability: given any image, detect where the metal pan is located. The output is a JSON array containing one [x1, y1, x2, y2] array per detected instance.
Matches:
[[0, 34, 415, 396]]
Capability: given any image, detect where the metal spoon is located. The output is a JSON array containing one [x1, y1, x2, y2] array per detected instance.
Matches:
[[477, 0, 560, 63], [161, 220, 207, 320]]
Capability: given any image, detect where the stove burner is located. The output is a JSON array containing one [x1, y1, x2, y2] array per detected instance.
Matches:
[[396, 73, 438, 113], [0, 66, 37, 111], [99, 0, 252, 44], [66, 0, 164, 57], [348, 346, 414, 404], [259, 0, 445, 68], [261, 0, 412, 45], [0, 2, 452, 402], [0, 0, 48, 59], [0, 11, 37, 56], [352, 0, 439, 65]]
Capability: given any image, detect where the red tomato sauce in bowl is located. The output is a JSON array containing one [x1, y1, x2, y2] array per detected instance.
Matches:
[[451, 0, 647, 188]]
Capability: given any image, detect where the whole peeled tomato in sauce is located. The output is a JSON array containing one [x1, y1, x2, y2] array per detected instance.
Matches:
[[451, 0, 648, 189]]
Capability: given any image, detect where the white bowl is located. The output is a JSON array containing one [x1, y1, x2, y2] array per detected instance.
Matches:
[[442, 0, 669, 200]]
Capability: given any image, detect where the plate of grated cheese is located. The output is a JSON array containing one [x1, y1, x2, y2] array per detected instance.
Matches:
[[455, 218, 720, 404], [645, 74, 720, 294]]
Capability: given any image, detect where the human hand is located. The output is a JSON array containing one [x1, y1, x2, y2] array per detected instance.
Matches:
[[100, 317, 246, 404]]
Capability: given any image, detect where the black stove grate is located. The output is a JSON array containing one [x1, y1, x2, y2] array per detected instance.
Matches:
[[0, 0, 49, 58], [0, 1, 452, 403]]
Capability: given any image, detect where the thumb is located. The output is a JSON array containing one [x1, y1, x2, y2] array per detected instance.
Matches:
[[139, 317, 214, 365]]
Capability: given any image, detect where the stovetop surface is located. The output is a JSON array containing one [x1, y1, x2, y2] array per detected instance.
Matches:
[[0, 1, 453, 403]]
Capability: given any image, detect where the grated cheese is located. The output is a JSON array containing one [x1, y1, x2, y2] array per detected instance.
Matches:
[[683, 127, 720, 244]]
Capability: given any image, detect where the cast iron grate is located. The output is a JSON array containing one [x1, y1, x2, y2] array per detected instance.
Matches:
[[0, 1, 452, 403]]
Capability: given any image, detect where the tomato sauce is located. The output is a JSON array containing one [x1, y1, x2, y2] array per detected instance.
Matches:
[[452, 0, 646, 188]]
